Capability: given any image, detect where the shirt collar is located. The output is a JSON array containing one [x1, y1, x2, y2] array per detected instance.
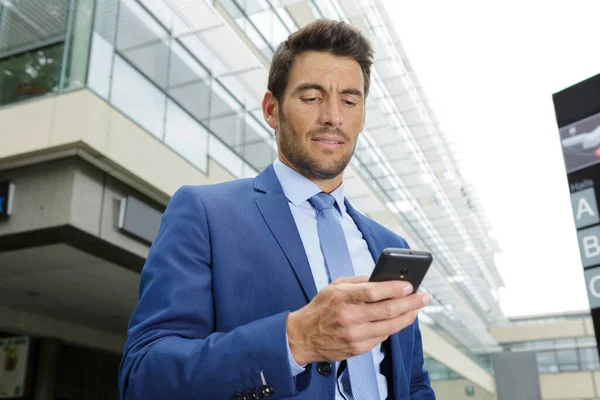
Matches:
[[273, 159, 346, 214]]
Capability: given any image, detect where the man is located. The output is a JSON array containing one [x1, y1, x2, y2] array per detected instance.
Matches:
[[119, 19, 435, 400]]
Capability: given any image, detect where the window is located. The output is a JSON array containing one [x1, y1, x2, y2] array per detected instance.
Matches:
[[579, 348, 600, 371], [111, 55, 166, 138], [0, 0, 69, 56], [164, 100, 208, 172], [536, 351, 559, 373], [0, 43, 64, 106], [556, 349, 579, 372], [116, 0, 170, 90]]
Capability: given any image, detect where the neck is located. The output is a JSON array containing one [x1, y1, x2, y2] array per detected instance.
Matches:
[[279, 155, 343, 194]]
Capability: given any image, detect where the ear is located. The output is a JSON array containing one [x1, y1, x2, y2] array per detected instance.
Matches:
[[262, 91, 279, 131], [360, 100, 366, 132]]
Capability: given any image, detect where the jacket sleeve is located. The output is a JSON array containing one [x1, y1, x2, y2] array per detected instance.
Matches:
[[409, 318, 436, 399], [118, 186, 299, 400]]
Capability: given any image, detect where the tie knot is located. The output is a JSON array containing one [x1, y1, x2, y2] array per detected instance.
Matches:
[[310, 192, 336, 212]]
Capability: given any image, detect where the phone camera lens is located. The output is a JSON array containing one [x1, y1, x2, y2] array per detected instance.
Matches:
[[401, 268, 408, 275]]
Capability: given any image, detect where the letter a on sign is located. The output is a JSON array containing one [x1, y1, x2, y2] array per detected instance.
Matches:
[[571, 188, 600, 228], [578, 197, 597, 220]]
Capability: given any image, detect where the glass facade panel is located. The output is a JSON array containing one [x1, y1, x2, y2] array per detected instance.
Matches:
[[208, 134, 245, 178], [209, 111, 245, 151], [0, 43, 64, 106], [579, 348, 600, 371], [536, 351, 559, 373], [111, 55, 166, 139], [168, 41, 209, 88], [165, 99, 208, 172], [88, 32, 114, 99], [0, 0, 69, 56], [243, 114, 275, 171], [63, 0, 95, 91], [556, 349, 579, 372], [116, 0, 170, 90], [210, 80, 242, 118]]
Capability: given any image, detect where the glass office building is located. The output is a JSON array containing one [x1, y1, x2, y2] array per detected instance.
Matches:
[[0, 0, 505, 398]]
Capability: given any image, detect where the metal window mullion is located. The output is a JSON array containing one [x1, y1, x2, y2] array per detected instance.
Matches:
[[107, 0, 122, 102], [58, 0, 77, 91], [83, 0, 98, 87], [161, 22, 175, 142]]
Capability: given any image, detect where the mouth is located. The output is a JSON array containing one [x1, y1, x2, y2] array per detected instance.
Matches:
[[311, 136, 345, 149]]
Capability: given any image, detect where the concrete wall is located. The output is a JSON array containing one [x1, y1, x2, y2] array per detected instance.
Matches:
[[0, 158, 156, 261], [490, 319, 593, 342], [431, 379, 496, 400], [0, 89, 235, 206], [421, 324, 496, 394], [540, 371, 599, 399]]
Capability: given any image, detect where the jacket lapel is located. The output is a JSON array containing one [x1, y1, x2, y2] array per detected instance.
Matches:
[[254, 165, 318, 302]]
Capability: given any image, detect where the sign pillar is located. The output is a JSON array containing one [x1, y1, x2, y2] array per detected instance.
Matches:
[[554, 72, 600, 352]]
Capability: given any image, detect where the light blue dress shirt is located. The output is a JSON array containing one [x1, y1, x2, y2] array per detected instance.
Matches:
[[274, 159, 388, 400]]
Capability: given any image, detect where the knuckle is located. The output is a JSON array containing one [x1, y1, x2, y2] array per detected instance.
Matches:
[[363, 287, 378, 302], [335, 310, 352, 328], [339, 327, 355, 344], [382, 302, 396, 319], [402, 311, 418, 328], [329, 291, 344, 306]]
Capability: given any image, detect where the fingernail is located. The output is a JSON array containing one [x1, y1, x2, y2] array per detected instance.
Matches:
[[420, 293, 430, 306], [403, 284, 413, 296]]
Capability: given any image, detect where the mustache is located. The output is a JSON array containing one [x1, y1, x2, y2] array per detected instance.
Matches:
[[308, 128, 349, 141]]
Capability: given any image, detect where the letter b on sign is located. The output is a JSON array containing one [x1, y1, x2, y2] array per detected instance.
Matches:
[[578, 226, 600, 267], [571, 188, 600, 229]]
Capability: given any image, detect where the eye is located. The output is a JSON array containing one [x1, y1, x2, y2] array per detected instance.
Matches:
[[303, 97, 319, 104], [343, 100, 356, 106]]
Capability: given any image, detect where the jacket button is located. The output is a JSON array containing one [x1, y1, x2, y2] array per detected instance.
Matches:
[[251, 387, 264, 399], [260, 384, 274, 397], [317, 361, 332, 376], [241, 392, 252, 400], [232, 394, 242, 400]]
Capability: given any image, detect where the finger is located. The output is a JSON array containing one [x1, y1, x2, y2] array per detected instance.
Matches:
[[344, 335, 389, 358], [344, 280, 414, 303], [361, 309, 420, 339], [331, 276, 369, 285], [361, 292, 430, 322]]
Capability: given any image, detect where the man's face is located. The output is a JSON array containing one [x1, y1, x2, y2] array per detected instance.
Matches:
[[271, 51, 366, 180]]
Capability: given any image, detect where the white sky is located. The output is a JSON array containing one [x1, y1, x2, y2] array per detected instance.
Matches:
[[382, 0, 600, 317]]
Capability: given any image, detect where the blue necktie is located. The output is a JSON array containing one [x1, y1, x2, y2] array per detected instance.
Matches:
[[310, 192, 380, 400]]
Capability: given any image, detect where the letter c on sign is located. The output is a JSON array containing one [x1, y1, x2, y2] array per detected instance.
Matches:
[[590, 274, 600, 298]]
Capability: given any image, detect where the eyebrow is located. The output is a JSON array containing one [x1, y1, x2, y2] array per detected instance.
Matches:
[[292, 83, 363, 98]]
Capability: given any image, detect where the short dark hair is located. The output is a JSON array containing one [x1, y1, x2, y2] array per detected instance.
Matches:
[[268, 19, 374, 102]]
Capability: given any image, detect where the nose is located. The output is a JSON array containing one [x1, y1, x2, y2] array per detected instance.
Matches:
[[319, 98, 343, 128]]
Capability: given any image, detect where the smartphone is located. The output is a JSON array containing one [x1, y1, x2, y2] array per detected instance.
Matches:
[[369, 248, 433, 294]]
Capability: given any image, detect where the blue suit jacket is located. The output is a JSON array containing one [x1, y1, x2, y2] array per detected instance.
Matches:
[[119, 164, 435, 400]]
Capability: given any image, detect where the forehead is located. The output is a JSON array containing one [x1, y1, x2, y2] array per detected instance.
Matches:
[[286, 51, 364, 91]]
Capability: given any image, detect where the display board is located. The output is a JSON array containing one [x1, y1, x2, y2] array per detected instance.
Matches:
[[554, 72, 600, 352]]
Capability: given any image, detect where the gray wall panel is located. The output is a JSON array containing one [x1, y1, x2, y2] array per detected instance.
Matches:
[[98, 175, 154, 261], [69, 161, 104, 235], [493, 351, 541, 400], [0, 160, 75, 235]]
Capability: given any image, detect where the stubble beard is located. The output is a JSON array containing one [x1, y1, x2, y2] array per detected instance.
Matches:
[[277, 108, 357, 181]]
